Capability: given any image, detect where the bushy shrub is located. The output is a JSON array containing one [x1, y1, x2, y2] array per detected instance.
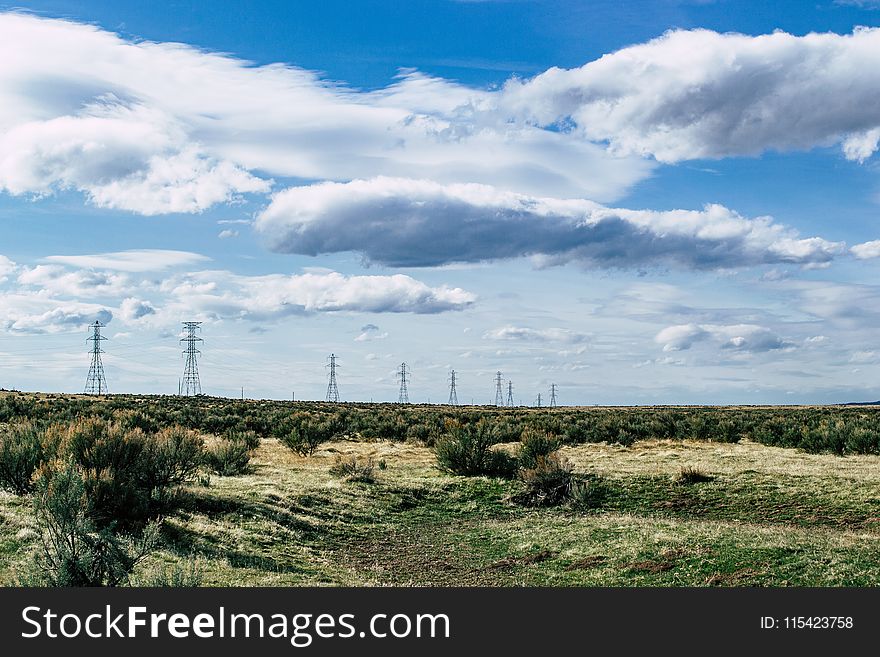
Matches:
[[224, 429, 260, 451], [515, 452, 575, 506], [435, 421, 517, 478], [57, 419, 203, 527], [518, 428, 561, 469], [135, 557, 205, 587], [674, 465, 714, 485], [329, 455, 376, 483], [280, 426, 324, 456], [203, 439, 252, 476], [25, 460, 160, 586], [0, 422, 57, 494]]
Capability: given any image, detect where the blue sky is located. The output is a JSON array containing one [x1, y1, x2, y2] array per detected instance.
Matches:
[[3, 0, 880, 403]]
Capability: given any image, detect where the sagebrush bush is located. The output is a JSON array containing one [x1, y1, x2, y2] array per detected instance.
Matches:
[[58, 419, 203, 527], [25, 460, 160, 586], [135, 556, 205, 587], [674, 465, 714, 485], [280, 425, 324, 456], [0, 422, 56, 494], [203, 439, 251, 476], [329, 455, 376, 483], [518, 428, 561, 469], [225, 429, 260, 451], [435, 421, 517, 478], [515, 452, 575, 506]]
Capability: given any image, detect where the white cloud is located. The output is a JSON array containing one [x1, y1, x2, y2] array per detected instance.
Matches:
[[655, 323, 791, 353], [0, 255, 15, 282], [851, 240, 880, 259], [257, 177, 845, 270], [0, 292, 112, 334], [45, 249, 209, 272], [497, 27, 880, 162], [0, 12, 651, 215], [218, 229, 239, 239], [483, 325, 589, 343], [119, 297, 156, 321]]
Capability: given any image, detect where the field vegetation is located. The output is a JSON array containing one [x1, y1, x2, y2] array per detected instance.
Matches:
[[0, 391, 878, 586]]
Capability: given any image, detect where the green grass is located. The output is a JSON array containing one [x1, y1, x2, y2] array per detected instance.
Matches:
[[2, 420, 879, 586]]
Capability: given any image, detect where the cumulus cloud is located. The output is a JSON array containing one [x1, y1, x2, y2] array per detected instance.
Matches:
[[257, 177, 845, 269], [655, 323, 792, 353], [218, 229, 239, 239], [851, 240, 880, 259], [483, 326, 589, 343], [497, 27, 880, 163], [0, 293, 112, 334], [45, 249, 209, 272], [119, 297, 156, 321], [0, 255, 15, 282]]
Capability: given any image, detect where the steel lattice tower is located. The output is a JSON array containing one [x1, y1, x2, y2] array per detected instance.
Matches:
[[180, 321, 203, 396], [535, 393, 542, 407], [326, 353, 340, 402], [506, 381, 514, 406], [550, 383, 558, 407], [397, 362, 410, 404], [84, 320, 108, 395], [448, 369, 458, 406], [494, 371, 504, 406]]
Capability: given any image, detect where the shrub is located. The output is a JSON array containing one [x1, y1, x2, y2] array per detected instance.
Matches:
[[225, 429, 260, 451], [58, 419, 203, 527], [280, 425, 324, 456], [518, 428, 561, 469], [515, 452, 575, 506], [26, 460, 160, 587], [0, 422, 56, 495], [674, 466, 714, 485], [569, 475, 609, 510], [203, 439, 251, 476], [329, 455, 376, 483], [435, 421, 518, 478]]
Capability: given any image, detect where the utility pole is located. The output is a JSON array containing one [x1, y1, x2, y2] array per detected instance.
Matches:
[[506, 381, 514, 407], [448, 369, 458, 405], [550, 383, 558, 407], [494, 371, 504, 406], [180, 321, 202, 396], [84, 320, 108, 395], [397, 362, 410, 404], [326, 353, 340, 402]]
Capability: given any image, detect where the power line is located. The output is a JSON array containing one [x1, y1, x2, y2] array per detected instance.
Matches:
[[448, 369, 458, 406], [180, 321, 203, 396], [326, 353, 340, 402], [397, 362, 410, 404], [494, 371, 504, 406], [84, 320, 108, 395]]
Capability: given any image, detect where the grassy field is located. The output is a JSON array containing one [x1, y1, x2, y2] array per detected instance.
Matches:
[[4, 422, 877, 586]]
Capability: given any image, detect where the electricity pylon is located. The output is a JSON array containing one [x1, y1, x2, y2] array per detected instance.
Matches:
[[550, 383, 558, 407], [448, 369, 458, 405], [397, 362, 410, 404], [535, 393, 542, 407], [506, 381, 514, 406], [326, 353, 340, 402], [84, 320, 108, 395], [494, 371, 504, 406], [180, 321, 203, 396]]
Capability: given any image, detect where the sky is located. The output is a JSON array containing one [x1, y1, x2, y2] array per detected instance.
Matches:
[[3, 0, 880, 404]]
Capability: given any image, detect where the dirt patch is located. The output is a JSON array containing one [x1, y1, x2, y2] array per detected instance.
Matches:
[[564, 555, 608, 571], [705, 567, 766, 586]]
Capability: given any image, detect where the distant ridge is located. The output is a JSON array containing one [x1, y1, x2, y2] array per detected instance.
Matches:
[[841, 401, 880, 406]]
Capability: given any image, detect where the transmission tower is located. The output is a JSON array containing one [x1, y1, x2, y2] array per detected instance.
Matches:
[[397, 362, 410, 403], [550, 383, 558, 407], [535, 393, 542, 407], [326, 353, 340, 402], [506, 381, 514, 407], [494, 371, 504, 406], [180, 321, 203, 396], [448, 369, 459, 406], [84, 320, 108, 395]]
